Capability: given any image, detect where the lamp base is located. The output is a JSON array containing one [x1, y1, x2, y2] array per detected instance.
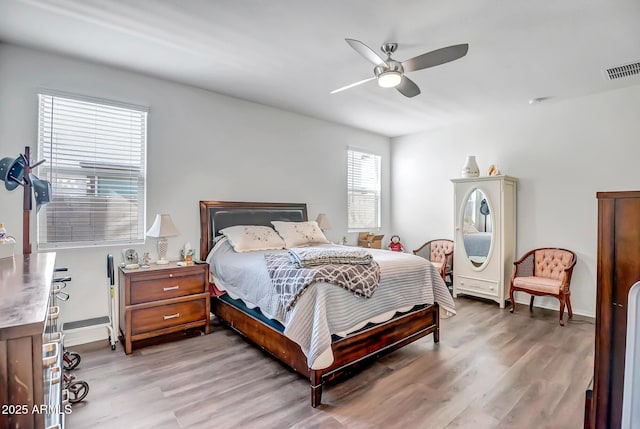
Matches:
[[156, 237, 169, 265]]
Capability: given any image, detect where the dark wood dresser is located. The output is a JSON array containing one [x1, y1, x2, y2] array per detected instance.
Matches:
[[587, 191, 640, 428], [0, 253, 58, 429], [118, 262, 210, 354]]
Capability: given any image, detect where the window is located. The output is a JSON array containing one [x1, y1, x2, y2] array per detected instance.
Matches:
[[37, 92, 147, 249], [347, 148, 381, 230]]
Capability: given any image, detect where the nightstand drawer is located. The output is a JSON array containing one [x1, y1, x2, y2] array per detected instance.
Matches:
[[130, 271, 205, 304], [131, 298, 207, 335]]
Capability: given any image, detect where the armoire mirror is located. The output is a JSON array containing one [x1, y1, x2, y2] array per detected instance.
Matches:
[[462, 188, 493, 268]]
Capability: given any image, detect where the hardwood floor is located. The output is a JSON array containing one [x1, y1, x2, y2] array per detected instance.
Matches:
[[65, 297, 594, 429]]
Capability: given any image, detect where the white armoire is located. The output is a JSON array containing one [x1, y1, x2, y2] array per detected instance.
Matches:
[[451, 176, 517, 308]]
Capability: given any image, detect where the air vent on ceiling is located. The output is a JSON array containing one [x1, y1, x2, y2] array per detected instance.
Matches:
[[604, 62, 640, 80]]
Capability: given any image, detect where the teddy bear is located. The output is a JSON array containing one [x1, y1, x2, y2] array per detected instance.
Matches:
[[388, 235, 405, 252]]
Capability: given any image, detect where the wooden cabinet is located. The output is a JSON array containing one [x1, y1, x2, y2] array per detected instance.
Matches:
[[0, 253, 60, 429], [118, 262, 210, 354], [451, 176, 517, 308], [587, 191, 640, 428]]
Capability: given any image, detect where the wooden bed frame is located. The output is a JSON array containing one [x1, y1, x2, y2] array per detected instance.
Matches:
[[199, 201, 440, 407]]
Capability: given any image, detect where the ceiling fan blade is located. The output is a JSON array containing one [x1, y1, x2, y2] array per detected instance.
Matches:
[[402, 43, 469, 73], [330, 76, 376, 94], [396, 76, 421, 98], [345, 38, 386, 66]]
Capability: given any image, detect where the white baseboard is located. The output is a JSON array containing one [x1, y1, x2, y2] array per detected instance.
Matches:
[[514, 296, 594, 319], [64, 326, 114, 347]]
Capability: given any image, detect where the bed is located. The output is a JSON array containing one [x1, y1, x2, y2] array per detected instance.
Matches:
[[199, 201, 455, 407], [463, 231, 492, 262]]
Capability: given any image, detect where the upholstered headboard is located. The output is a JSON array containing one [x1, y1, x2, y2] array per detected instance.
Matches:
[[199, 201, 307, 258]]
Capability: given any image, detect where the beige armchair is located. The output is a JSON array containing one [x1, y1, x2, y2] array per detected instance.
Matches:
[[413, 239, 454, 284], [509, 248, 577, 326]]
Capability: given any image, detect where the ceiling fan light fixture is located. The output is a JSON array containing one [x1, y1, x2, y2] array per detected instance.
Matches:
[[377, 71, 402, 88], [333, 39, 468, 97]]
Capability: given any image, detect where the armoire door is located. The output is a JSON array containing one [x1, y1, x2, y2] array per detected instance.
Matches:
[[594, 192, 640, 428]]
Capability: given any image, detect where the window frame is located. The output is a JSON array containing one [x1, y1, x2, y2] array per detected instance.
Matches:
[[36, 90, 148, 250], [347, 147, 382, 232]]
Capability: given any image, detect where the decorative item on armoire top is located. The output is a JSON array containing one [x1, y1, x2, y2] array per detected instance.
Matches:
[[488, 164, 501, 176], [461, 155, 480, 178]]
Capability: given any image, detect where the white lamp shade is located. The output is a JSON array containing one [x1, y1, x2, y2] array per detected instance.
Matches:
[[146, 214, 180, 238], [315, 213, 332, 231]]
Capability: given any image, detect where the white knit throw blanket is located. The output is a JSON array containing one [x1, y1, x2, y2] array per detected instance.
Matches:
[[288, 247, 373, 268]]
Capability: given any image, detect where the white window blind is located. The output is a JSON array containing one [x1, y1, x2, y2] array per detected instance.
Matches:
[[347, 148, 381, 230], [37, 93, 148, 249]]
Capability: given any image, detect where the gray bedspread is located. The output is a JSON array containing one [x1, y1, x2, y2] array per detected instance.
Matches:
[[266, 252, 380, 310]]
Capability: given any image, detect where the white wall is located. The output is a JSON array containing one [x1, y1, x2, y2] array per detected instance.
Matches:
[[5, 41, 635, 339], [0, 43, 390, 341], [391, 84, 640, 317]]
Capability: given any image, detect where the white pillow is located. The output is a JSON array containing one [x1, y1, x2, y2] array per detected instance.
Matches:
[[219, 225, 286, 252], [271, 220, 330, 248]]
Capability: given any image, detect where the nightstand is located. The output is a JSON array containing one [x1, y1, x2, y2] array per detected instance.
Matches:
[[118, 262, 210, 354]]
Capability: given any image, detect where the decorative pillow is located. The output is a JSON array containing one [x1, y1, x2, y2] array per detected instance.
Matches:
[[219, 225, 286, 253], [271, 220, 330, 248]]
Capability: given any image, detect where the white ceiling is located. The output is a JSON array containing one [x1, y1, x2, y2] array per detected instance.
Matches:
[[1, 0, 639, 137]]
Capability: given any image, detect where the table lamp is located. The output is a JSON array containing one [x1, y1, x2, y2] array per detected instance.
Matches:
[[146, 214, 180, 264], [315, 213, 332, 231]]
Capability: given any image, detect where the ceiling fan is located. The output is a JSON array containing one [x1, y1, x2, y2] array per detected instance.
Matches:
[[331, 39, 469, 98]]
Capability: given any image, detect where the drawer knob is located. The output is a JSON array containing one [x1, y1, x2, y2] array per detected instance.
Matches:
[[163, 313, 180, 320], [163, 285, 180, 292], [169, 273, 173, 278]]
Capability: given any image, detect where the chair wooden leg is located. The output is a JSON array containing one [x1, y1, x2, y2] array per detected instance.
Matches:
[[509, 286, 516, 313], [559, 296, 566, 326], [529, 296, 535, 312], [567, 294, 574, 319]]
